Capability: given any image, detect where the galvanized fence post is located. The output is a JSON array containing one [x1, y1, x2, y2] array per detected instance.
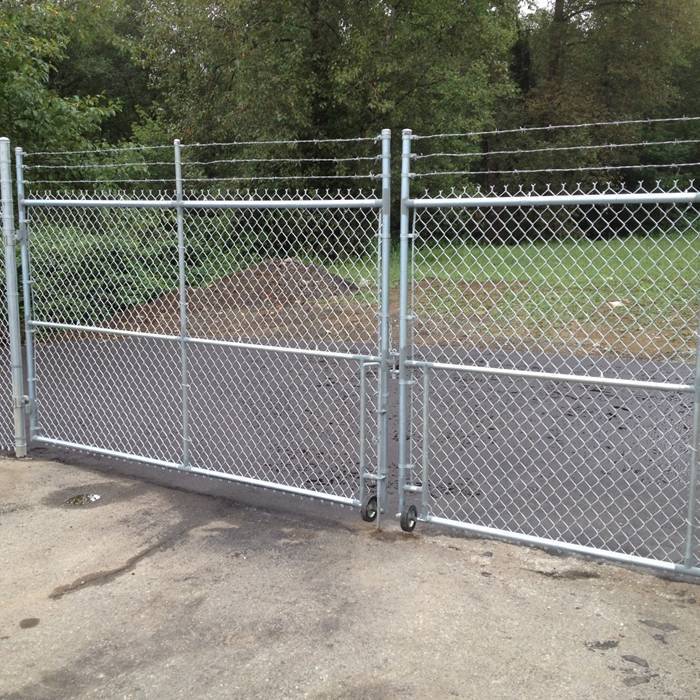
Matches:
[[397, 129, 413, 515], [376, 128, 392, 523], [15, 147, 36, 442], [174, 140, 191, 468], [684, 320, 700, 567], [0, 138, 27, 457]]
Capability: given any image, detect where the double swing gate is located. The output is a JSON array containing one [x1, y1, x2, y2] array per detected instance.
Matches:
[[2, 120, 700, 578]]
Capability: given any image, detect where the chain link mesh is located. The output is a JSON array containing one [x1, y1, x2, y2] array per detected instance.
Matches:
[[0, 198, 14, 452], [406, 183, 699, 563], [26, 186, 382, 502]]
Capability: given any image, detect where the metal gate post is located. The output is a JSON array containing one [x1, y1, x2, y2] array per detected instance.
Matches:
[[15, 147, 36, 442], [174, 140, 191, 468], [397, 129, 413, 515], [376, 128, 392, 523], [684, 320, 700, 567], [0, 138, 27, 457]]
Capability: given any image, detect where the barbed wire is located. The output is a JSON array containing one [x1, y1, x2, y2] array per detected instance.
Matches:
[[25, 177, 176, 185], [413, 138, 700, 160], [25, 172, 379, 186], [24, 155, 380, 171], [24, 161, 174, 171], [23, 134, 380, 159], [25, 144, 174, 157], [181, 135, 380, 148], [412, 161, 700, 178], [182, 173, 379, 182], [412, 116, 700, 141], [183, 155, 379, 166]]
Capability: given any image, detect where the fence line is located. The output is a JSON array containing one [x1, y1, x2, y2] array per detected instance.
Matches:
[[1, 121, 698, 578]]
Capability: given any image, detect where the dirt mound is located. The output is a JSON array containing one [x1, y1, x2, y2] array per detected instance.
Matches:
[[191, 257, 359, 307], [107, 257, 364, 340]]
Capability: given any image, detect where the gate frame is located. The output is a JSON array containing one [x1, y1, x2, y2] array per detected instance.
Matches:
[[396, 128, 700, 578], [15, 131, 392, 521], [0, 138, 27, 457]]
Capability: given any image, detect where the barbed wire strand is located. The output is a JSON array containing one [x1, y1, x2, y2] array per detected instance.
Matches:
[[25, 155, 381, 171], [181, 135, 380, 148], [24, 134, 380, 159], [413, 138, 700, 160], [25, 144, 174, 157], [26, 172, 379, 186], [412, 116, 700, 141], [412, 162, 700, 177]]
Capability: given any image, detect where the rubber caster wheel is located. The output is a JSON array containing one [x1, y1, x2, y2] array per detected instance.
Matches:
[[400, 504, 418, 532], [361, 495, 378, 522]]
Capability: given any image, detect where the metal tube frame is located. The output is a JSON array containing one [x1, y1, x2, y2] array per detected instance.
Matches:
[[19, 135, 388, 512], [22, 198, 382, 211], [15, 148, 36, 442], [397, 129, 413, 515], [374, 128, 392, 524], [684, 318, 700, 567], [31, 435, 360, 507], [174, 140, 190, 468], [407, 192, 700, 209], [0, 138, 27, 457], [401, 153, 700, 577]]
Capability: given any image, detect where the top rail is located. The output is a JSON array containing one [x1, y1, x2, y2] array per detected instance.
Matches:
[[408, 191, 700, 209], [21, 197, 382, 210]]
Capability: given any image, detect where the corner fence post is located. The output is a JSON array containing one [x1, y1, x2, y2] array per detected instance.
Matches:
[[174, 139, 191, 468], [376, 128, 392, 525], [397, 129, 412, 515], [0, 138, 27, 457], [684, 319, 700, 567], [16, 147, 36, 442]]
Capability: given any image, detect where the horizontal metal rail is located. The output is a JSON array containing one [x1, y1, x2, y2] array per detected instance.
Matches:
[[22, 197, 382, 211], [424, 515, 700, 578], [32, 436, 360, 507], [408, 192, 700, 209], [407, 359, 693, 394], [30, 321, 379, 363]]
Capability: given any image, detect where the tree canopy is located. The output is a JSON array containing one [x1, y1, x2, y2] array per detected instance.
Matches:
[[1, 0, 698, 164]]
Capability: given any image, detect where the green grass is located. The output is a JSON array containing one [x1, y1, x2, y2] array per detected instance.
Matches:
[[30, 210, 699, 360], [330, 228, 700, 359]]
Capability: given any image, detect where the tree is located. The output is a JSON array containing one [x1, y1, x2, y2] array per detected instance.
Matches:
[[49, 0, 158, 143], [0, 1, 115, 153], [139, 0, 519, 142]]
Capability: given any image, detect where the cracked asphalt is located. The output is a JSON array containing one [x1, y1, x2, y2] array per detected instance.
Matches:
[[1, 456, 699, 698]]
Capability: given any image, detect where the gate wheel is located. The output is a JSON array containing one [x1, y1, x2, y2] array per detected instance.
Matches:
[[361, 495, 378, 522], [400, 504, 418, 532]]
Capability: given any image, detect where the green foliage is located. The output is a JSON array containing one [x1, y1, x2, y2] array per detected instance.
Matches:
[[49, 0, 158, 143], [0, 1, 115, 152]]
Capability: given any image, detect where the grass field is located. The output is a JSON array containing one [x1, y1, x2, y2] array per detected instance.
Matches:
[[31, 213, 699, 361], [331, 227, 700, 361]]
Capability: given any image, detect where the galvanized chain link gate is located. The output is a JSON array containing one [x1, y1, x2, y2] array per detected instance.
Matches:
[[1, 120, 699, 578], [15, 132, 392, 518], [396, 128, 700, 577]]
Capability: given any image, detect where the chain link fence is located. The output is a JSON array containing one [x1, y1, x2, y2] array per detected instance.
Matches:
[[18, 133, 392, 513], [2, 118, 699, 577], [0, 181, 14, 452], [397, 121, 700, 575]]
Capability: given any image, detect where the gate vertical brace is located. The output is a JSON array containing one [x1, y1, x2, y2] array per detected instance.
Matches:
[[0, 138, 27, 457], [174, 140, 191, 468], [15, 148, 36, 442], [397, 129, 412, 515], [376, 128, 392, 524], [684, 319, 700, 567]]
